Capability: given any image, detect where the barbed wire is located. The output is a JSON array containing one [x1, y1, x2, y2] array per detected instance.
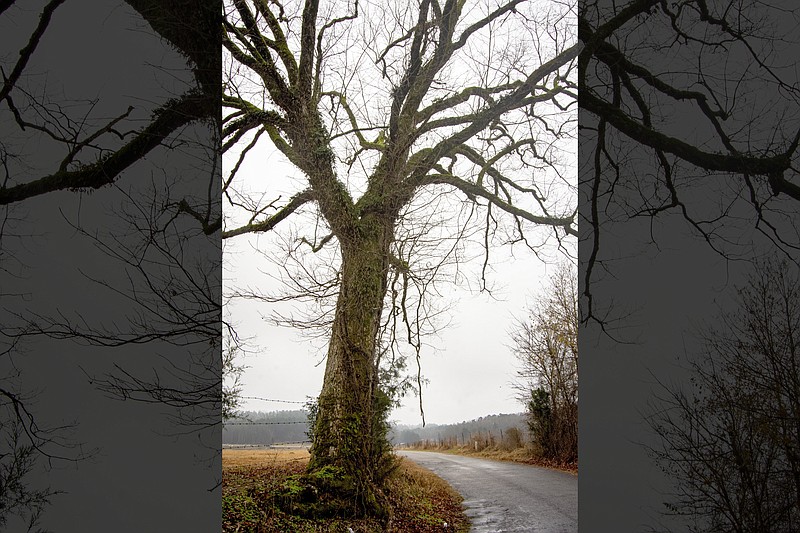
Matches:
[[223, 441, 311, 447], [240, 396, 308, 404], [223, 420, 309, 426]]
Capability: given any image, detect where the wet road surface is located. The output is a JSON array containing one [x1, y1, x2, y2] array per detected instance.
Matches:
[[397, 451, 577, 532]]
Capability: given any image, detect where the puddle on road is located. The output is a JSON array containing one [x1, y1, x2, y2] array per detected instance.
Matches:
[[462, 499, 508, 532]]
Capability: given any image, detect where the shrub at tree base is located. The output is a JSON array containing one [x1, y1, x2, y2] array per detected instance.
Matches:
[[302, 389, 398, 520], [274, 465, 358, 518]]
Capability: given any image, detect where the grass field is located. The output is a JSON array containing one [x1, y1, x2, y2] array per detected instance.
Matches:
[[222, 449, 469, 532]]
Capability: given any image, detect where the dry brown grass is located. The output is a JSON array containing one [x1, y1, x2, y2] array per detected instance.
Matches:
[[401, 445, 578, 475], [222, 448, 309, 468], [222, 449, 469, 532], [385, 457, 469, 531], [472, 448, 578, 475]]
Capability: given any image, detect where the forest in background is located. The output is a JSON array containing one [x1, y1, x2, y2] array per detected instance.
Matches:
[[223, 410, 526, 447]]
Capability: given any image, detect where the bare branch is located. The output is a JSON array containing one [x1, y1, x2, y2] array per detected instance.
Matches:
[[223, 189, 315, 238], [0, 92, 211, 205]]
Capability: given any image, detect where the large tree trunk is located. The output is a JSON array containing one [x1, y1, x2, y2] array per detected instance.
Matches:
[[307, 216, 395, 517]]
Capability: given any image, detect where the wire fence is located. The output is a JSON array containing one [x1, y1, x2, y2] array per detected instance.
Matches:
[[225, 396, 312, 447], [240, 395, 308, 404], [223, 420, 309, 426], [227, 440, 311, 450]]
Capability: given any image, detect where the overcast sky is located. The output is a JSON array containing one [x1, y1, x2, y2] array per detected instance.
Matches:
[[577, 4, 800, 528], [225, 234, 568, 426], [222, 0, 577, 427], [223, 150, 574, 425], [1, 2, 218, 530]]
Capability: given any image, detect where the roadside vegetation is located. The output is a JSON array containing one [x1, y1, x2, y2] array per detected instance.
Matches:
[[222, 449, 469, 532], [511, 263, 578, 467], [401, 426, 577, 474], [400, 264, 579, 475]]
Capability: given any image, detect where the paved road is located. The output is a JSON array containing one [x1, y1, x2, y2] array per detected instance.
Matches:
[[397, 451, 577, 532]]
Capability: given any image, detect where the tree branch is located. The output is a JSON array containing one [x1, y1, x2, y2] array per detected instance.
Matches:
[[422, 172, 576, 236], [223, 189, 315, 238], [0, 91, 211, 205], [580, 90, 800, 200]]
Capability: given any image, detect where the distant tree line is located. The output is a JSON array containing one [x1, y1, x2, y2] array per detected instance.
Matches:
[[223, 410, 310, 445], [224, 410, 528, 449], [390, 413, 527, 448]]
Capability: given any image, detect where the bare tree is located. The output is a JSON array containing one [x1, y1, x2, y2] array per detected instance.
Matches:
[[223, 0, 579, 518], [0, 0, 224, 522], [512, 261, 578, 463], [0, 2, 218, 206], [0, 343, 84, 533], [0, 0, 222, 398], [579, 1, 800, 328], [0, 417, 57, 533], [645, 258, 800, 532]]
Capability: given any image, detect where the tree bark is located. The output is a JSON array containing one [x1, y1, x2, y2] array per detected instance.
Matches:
[[307, 214, 395, 516]]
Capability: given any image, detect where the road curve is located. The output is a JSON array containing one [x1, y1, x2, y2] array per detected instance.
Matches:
[[397, 450, 577, 532]]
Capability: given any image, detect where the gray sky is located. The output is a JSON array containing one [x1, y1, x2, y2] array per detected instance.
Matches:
[[221, 0, 577, 427], [222, 144, 575, 425], [579, 216, 737, 530], [225, 227, 567, 425], [1, 2, 218, 530], [577, 3, 800, 527]]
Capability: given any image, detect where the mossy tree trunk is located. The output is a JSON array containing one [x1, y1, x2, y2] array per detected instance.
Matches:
[[307, 212, 396, 516], [277, 106, 403, 515]]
